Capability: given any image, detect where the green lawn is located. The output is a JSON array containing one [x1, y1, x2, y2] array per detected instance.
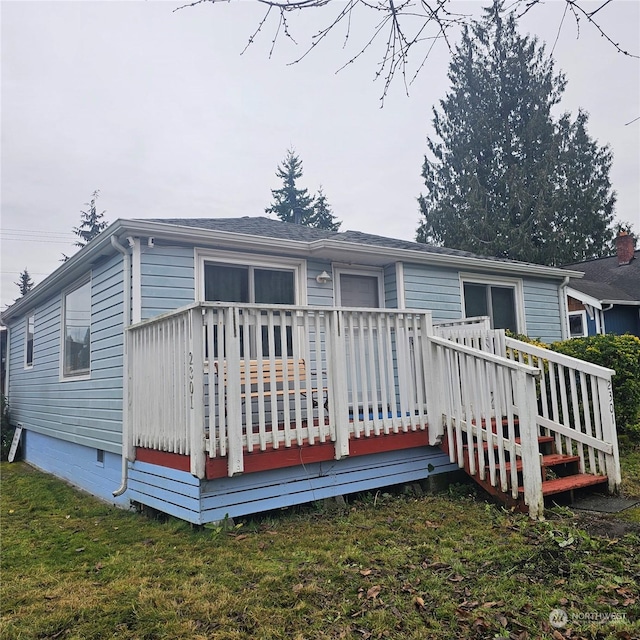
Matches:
[[1, 461, 639, 640]]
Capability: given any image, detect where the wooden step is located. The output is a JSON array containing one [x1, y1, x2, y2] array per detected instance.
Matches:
[[504, 453, 580, 473], [518, 473, 608, 497]]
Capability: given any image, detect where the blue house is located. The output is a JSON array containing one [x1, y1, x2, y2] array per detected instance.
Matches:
[[564, 232, 639, 338], [1, 217, 622, 522]]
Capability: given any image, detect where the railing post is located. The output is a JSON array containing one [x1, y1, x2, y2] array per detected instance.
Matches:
[[515, 368, 544, 519], [225, 306, 244, 476], [329, 309, 350, 459], [188, 308, 206, 479], [424, 329, 445, 446], [597, 376, 622, 491]]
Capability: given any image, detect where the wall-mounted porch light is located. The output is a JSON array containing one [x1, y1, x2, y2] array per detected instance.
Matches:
[[316, 270, 332, 284]]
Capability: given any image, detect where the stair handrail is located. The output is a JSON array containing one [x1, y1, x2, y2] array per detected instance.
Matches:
[[428, 335, 545, 519]]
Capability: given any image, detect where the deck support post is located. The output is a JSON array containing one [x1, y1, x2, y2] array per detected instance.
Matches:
[[225, 307, 244, 476], [188, 308, 206, 479], [329, 310, 350, 460], [597, 377, 622, 492], [515, 368, 544, 519]]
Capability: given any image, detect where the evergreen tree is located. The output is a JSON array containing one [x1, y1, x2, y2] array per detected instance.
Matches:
[[417, 1, 616, 266], [73, 190, 108, 248], [311, 187, 341, 231], [15, 268, 34, 297], [266, 150, 316, 226]]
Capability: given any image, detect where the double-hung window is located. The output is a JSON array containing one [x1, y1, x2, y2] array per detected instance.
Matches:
[[62, 279, 91, 378], [461, 276, 523, 333]]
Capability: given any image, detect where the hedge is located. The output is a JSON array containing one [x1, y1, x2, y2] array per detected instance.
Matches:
[[549, 334, 640, 439]]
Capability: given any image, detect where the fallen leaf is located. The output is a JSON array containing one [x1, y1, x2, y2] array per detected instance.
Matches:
[[424, 521, 439, 528], [414, 596, 425, 609], [448, 574, 464, 582], [293, 583, 304, 593], [75, 547, 85, 553], [234, 534, 248, 541], [359, 569, 372, 576], [366, 585, 381, 599]]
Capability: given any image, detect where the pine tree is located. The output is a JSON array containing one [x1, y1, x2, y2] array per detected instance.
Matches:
[[73, 190, 108, 248], [417, 1, 616, 266], [311, 187, 341, 231], [266, 150, 316, 226], [15, 268, 34, 297]]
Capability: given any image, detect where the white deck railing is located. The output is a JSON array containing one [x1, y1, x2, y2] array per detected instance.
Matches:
[[427, 334, 545, 518], [127, 303, 434, 478], [504, 337, 621, 491]]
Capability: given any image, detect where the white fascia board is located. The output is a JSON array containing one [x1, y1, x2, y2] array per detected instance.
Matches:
[[309, 239, 584, 280], [601, 300, 640, 306], [121, 220, 582, 280], [566, 287, 603, 310], [1, 220, 128, 323]]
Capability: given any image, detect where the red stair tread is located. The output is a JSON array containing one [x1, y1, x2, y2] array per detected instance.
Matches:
[[519, 474, 608, 497], [504, 453, 580, 473]]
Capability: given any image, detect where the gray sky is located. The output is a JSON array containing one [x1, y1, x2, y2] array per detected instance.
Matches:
[[1, 0, 639, 311]]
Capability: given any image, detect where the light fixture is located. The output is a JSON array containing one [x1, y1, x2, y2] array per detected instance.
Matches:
[[316, 270, 332, 284]]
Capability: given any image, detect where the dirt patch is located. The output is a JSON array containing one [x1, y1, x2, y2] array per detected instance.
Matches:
[[573, 510, 640, 538]]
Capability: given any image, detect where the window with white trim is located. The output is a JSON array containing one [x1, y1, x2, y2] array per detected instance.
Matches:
[[25, 314, 34, 368], [461, 277, 522, 333], [203, 259, 299, 358], [568, 311, 588, 338], [62, 279, 91, 378], [334, 266, 384, 309]]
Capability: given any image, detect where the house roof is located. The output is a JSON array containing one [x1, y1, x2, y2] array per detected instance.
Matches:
[[563, 250, 640, 304], [1, 216, 581, 322]]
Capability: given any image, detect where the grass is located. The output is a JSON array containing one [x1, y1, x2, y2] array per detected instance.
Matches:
[[1, 463, 639, 639]]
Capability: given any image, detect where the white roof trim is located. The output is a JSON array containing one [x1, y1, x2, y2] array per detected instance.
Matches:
[[1, 218, 582, 323], [567, 287, 603, 310]]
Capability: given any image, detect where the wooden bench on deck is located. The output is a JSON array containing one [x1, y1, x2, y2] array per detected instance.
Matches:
[[214, 358, 328, 409]]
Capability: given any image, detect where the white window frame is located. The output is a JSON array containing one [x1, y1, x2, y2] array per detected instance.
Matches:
[[459, 273, 525, 333], [24, 313, 34, 369], [195, 248, 307, 305], [568, 310, 588, 338], [59, 276, 92, 382], [333, 264, 385, 309]]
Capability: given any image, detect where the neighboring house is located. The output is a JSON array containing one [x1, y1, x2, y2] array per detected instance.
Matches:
[[564, 232, 639, 338], [1, 217, 621, 522]]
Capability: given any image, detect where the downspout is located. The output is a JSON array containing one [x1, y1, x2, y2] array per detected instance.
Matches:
[[559, 276, 570, 340], [112, 236, 131, 497]]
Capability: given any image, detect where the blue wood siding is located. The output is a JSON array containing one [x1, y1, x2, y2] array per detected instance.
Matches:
[[129, 447, 457, 525], [21, 422, 130, 507], [604, 306, 640, 336], [7, 254, 125, 454], [522, 279, 563, 343], [140, 243, 195, 320], [307, 259, 334, 306], [384, 265, 397, 308], [402, 264, 462, 320]]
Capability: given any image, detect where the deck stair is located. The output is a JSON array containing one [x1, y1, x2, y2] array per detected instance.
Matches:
[[438, 423, 609, 513]]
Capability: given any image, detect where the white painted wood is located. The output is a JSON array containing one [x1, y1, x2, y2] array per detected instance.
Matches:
[[329, 310, 350, 459], [188, 309, 206, 479], [8, 424, 23, 463], [225, 307, 244, 476]]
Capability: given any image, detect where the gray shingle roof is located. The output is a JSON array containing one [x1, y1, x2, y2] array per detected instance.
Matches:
[[144, 216, 542, 266], [564, 251, 640, 302]]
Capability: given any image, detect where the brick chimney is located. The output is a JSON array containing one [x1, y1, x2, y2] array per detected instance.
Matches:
[[615, 231, 635, 266]]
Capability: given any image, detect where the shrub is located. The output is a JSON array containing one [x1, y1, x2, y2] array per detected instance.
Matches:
[[550, 334, 640, 439]]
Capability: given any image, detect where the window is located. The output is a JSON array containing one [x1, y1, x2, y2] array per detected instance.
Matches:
[[25, 314, 34, 368], [62, 279, 91, 378], [568, 311, 588, 338], [334, 266, 384, 308], [461, 277, 522, 333], [204, 262, 297, 358]]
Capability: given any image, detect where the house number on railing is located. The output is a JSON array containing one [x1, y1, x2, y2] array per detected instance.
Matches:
[[188, 351, 194, 409], [608, 381, 614, 418]]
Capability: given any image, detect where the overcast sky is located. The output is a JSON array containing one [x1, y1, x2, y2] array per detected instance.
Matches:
[[1, 0, 639, 311]]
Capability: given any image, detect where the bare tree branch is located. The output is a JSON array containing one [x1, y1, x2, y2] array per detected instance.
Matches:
[[176, 0, 638, 102]]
